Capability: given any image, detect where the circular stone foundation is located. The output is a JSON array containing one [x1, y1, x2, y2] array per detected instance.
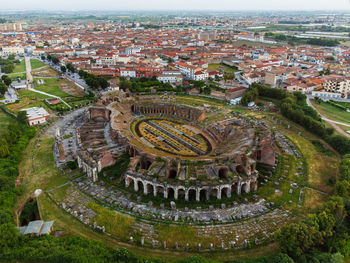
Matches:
[[134, 118, 212, 157]]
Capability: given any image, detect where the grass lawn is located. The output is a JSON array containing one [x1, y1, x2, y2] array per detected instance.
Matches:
[[311, 100, 350, 126], [34, 78, 72, 98], [34, 78, 84, 98], [6, 90, 51, 113], [7, 72, 26, 80], [269, 114, 340, 195], [208, 63, 237, 73], [32, 66, 60, 78], [0, 110, 15, 135], [30, 59, 46, 70], [12, 59, 26, 73]]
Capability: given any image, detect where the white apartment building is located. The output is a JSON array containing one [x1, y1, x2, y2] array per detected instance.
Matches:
[[120, 68, 136, 78], [1, 46, 24, 55], [323, 75, 350, 98], [157, 74, 183, 84]]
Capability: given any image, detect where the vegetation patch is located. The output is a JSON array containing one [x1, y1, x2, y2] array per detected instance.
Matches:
[[86, 201, 135, 239]]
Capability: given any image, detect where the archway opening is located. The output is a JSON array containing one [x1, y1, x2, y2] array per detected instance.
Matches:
[[141, 159, 152, 170], [200, 189, 207, 201], [137, 181, 144, 194], [147, 184, 154, 195], [156, 186, 164, 197], [178, 188, 186, 199], [189, 189, 196, 201], [231, 183, 237, 195], [221, 187, 229, 199], [127, 178, 135, 190], [168, 169, 177, 179], [167, 188, 175, 199], [218, 167, 228, 179]]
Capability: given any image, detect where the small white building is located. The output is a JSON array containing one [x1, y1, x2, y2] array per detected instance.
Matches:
[[21, 107, 50, 126], [11, 80, 27, 91], [157, 74, 183, 84]]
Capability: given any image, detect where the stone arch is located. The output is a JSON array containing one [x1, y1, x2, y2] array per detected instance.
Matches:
[[200, 189, 208, 201], [218, 167, 228, 179], [167, 187, 175, 199], [231, 182, 238, 195], [127, 177, 135, 190], [168, 169, 177, 179], [137, 180, 144, 194], [178, 188, 186, 199], [221, 187, 230, 199], [147, 183, 154, 195], [188, 188, 197, 201], [156, 185, 164, 197]]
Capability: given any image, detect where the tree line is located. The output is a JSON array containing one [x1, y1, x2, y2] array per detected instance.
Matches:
[[241, 83, 350, 155], [264, 32, 340, 47], [275, 154, 350, 262], [78, 69, 109, 90]]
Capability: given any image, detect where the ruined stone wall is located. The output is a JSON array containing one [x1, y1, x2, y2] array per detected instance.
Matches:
[[132, 103, 205, 122], [89, 107, 111, 122]]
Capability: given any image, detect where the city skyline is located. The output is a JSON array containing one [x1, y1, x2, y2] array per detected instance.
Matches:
[[2, 0, 350, 11]]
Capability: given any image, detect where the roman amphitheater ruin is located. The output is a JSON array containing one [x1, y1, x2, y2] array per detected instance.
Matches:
[[67, 92, 276, 202], [51, 91, 307, 250]]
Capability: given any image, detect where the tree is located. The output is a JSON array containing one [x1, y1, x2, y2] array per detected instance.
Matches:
[[0, 82, 8, 97], [203, 86, 211, 95], [60, 66, 66, 73], [51, 56, 59, 65], [66, 63, 75, 73], [1, 64, 14, 74], [17, 111, 28, 124], [276, 222, 319, 259], [41, 55, 46, 61], [120, 80, 132, 91], [1, 75, 11, 86], [271, 253, 294, 263]]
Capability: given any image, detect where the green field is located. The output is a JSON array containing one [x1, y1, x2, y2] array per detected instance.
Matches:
[[18, 90, 51, 100], [30, 59, 46, 70], [5, 90, 52, 113], [34, 78, 73, 98], [7, 72, 26, 80], [208, 63, 238, 73], [12, 59, 26, 73], [311, 100, 350, 126]]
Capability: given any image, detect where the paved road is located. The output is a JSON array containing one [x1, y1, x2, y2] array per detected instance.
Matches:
[[25, 57, 33, 88], [306, 97, 350, 138], [25, 56, 72, 109]]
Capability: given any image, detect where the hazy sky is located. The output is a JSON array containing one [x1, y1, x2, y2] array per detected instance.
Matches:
[[3, 0, 350, 11]]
